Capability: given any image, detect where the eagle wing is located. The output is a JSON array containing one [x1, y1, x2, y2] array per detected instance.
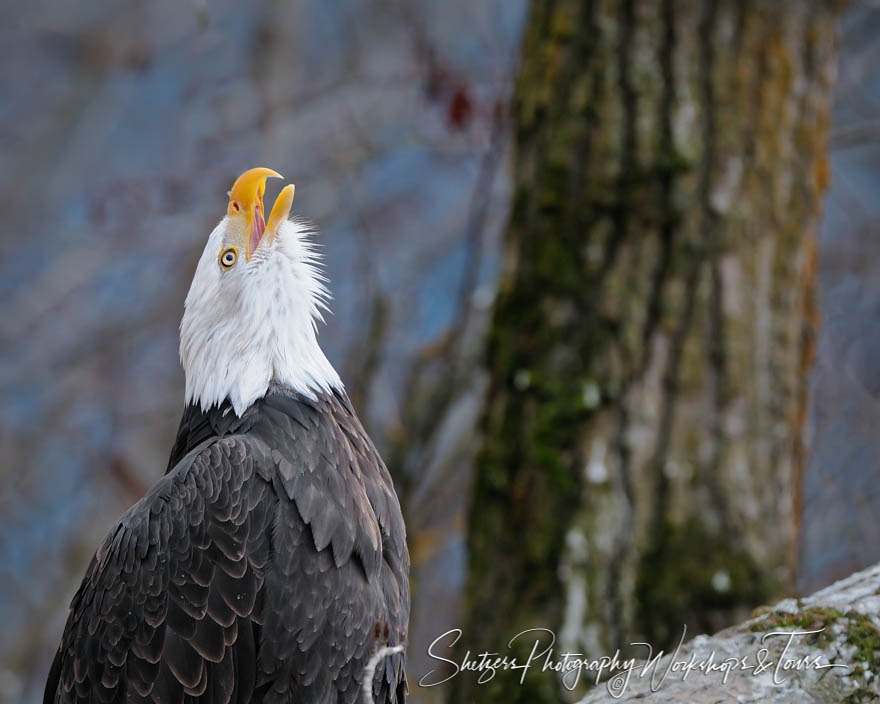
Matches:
[[45, 437, 273, 704], [45, 392, 409, 704]]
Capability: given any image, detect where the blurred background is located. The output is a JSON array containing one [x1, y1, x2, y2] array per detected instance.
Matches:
[[1, 1, 879, 703]]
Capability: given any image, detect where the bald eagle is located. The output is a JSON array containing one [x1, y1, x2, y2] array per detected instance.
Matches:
[[44, 168, 410, 704]]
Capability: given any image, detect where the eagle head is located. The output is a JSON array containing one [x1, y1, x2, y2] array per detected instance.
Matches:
[[179, 167, 342, 416]]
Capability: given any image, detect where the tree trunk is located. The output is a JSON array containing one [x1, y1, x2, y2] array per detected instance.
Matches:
[[454, 1, 838, 702]]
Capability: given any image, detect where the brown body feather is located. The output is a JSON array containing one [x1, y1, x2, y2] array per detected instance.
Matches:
[[45, 389, 409, 704]]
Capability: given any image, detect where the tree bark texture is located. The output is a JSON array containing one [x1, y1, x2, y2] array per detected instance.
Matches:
[[455, 1, 838, 702]]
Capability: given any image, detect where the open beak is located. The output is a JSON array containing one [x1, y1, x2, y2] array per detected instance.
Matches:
[[227, 167, 295, 259]]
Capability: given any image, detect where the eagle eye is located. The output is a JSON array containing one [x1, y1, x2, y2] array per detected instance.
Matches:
[[219, 247, 238, 269]]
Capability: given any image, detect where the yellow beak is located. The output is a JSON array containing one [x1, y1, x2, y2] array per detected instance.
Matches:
[[227, 167, 294, 259]]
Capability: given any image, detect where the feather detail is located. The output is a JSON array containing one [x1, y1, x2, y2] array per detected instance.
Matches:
[[44, 390, 409, 704], [180, 219, 342, 416]]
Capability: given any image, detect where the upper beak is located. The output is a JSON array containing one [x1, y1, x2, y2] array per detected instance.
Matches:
[[227, 167, 294, 259]]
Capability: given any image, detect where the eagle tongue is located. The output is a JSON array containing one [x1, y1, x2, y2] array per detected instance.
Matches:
[[251, 202, 266, 253]]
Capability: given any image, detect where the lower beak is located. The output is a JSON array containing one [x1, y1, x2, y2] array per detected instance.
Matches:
[[263, 185, 295, 247], [249, 184, 294, 257]]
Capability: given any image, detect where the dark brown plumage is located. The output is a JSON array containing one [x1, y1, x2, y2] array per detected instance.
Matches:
[[44, 388, 409, 704]]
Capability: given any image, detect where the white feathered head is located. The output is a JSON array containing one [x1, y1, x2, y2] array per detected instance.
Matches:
[[180, 167, 341, 415]]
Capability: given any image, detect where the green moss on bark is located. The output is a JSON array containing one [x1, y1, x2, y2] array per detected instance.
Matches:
[[749, 606, 843, 645], [636, 519, 778, 649]]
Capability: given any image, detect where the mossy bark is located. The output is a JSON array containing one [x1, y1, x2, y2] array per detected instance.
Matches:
[[453, 1, 838, 702]]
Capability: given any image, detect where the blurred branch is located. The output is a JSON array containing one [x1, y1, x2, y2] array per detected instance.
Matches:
[[389, 98, 509, 527], [829, 120, 880, 149]]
